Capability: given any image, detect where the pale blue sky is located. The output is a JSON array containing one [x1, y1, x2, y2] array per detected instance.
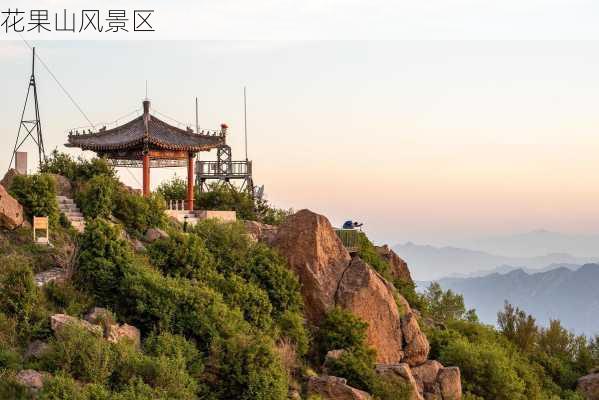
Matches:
[[1, 40, 599, 247]]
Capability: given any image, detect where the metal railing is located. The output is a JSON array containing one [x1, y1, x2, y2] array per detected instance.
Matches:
[[167, 199, 191, 211], [335, 229, 360, 253], [196, 160, 252, 177]]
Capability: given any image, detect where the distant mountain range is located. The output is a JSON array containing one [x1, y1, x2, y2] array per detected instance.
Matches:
[[417, 264, 599, 336], [456, 230, 599, 258], [393, 242, 599, 281]]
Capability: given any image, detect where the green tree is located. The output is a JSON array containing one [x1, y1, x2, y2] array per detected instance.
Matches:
[[423, 282, 476, 323], [497, 301, 538, 352], [156, 176, 187, 201], [9, 173, 59, 223]]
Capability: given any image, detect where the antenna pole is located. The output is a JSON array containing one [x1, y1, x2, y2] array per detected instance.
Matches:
[[195, 97, 199, 133], [244, 86, 248, 160], [145, 80, 148, 100]]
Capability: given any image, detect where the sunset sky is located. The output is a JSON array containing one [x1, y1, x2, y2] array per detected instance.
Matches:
[[1, 40, 599, 246]]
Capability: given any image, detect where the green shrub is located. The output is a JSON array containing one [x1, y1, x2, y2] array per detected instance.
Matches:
[[0, 255, 38, 322], [277, 310, 309, 357], [38, 371, 82, 400], [325, 347, 377, 392], [315, 307, 369, 359], [215, 274, 274, 330], [41, 324, 114, 384], [9, 173, 59, 224], [197, 183, 256, 220], [208, 334, 288, 400], [113, 191, 166, 236], [41, 150, 115, 182], [76, 175, 119, 218], [75, 219, 134, 307], [156, 176, 187, 201], [147, 232, 215, 280], [143, 332, 203, 377], [43, 281, 94, 317], [0, 371, 31, 400]]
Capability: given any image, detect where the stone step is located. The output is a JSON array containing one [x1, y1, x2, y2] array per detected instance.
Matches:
[[65, 211, 83, 218], [68, 216, 85, 222]]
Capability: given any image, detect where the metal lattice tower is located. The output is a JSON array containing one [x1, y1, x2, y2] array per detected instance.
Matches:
[[10, 47, 46, 170]]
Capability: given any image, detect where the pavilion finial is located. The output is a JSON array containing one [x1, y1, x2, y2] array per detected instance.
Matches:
[[143, 99, 151, 116]]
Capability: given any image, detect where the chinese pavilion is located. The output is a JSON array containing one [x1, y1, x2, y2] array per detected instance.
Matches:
[[66, 100, 225, 210]]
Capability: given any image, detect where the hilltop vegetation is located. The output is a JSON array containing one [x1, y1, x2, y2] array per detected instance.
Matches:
[[0, 152, 597, 399]]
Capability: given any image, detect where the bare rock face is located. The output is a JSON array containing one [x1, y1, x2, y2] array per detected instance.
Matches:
[[376, 245, 414, 285], [375, 363, 424, 400], [48, 174, 72, 197], [84, 307, 115, 326], [401, 312, 430, 366], [411, 360, 443, 394], [144, 228, 169, 243], [272, 209, 351, 322], [244, 220, 278, 244], [578, 372, 599, 400], [50, 314, 103, 336], [336, 257, 405, 364], [16, 369, 45, 391], [437, 367, 462, 400], [307, 375, 372, 400], [106, 323, 141, 347], [0, 184, 24, 230]]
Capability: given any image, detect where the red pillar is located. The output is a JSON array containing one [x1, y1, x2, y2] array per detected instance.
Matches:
[[187, 152, 195, 210], [143, 153, 150, 197]]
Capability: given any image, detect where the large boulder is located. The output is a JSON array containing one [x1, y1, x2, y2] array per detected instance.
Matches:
[[437, 367, 462, 400], [376, 245, 413, 285], [144, 228, 169, 243], [48, 174, 72, 196], [272, 209, 351, 322], [106, 323, 141, 347], [0, 184, 24, 230], [401, 312, 430, 366], [50, 314, 103, 336], [375, 363, 424, 400], [411, 360, 443, 394], [16, 369, 45, 392], [244, 220, 278, 244], [307, 375, 372, 400], [578, 372, 599, 400], [335, 257, 405, 364]]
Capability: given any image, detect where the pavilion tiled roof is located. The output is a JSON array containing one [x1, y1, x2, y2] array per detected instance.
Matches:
[[66, 102, 224, 153]]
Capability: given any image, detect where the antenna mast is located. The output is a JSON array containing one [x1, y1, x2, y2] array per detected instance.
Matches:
[[10, 46, 46, 171], [195, 97, 199, 133], [243, 86, 248, 161]]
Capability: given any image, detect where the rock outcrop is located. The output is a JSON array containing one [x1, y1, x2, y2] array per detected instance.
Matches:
[[244, 220, 278, 244], [307, 375, 372, 400], [16, 369, 45, 392], [375, 363, 423, 400], [144, 227, 169, 243], [51, 314, 103, 336], [0, 184, 24, 230], [48, 174, 72, 197], [578, 372, 599, 400], [106, 323, 141, 347], [401, 312, 430, 366], [336, 257, 406, 364], [273, 209, 459, 398], [52, 311, 141, 347], [376, 244, 413, 284], [272, 209, 351, 322]]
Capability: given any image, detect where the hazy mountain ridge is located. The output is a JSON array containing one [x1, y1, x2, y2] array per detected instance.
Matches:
[[428, 264, 599, 335], [458, 229, 599, 258], [394, 241, 599, 281]]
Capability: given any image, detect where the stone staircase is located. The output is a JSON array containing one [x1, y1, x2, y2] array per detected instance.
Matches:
[[57, 196, 85, 233], [165, 210, 201, 225]]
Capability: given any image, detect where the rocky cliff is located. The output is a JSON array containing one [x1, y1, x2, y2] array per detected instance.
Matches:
[[271, 209, 462, 400]]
